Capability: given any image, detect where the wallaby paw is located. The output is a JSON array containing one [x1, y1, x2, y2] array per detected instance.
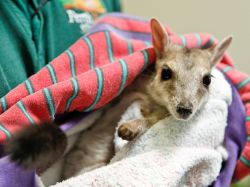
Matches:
[[118, 123, 139, 141]]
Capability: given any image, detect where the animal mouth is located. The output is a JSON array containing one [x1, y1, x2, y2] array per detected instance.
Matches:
[[176, 106, 193, 120], [177, 113, 192, 120]]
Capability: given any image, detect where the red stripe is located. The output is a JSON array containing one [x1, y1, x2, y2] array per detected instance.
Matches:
[[242, 93, 250, 103], [199, 33, 217, 46], [245, 103, 250, 109], [125, 51, 148, 85], [247, 124, 250, 137], [95, 62, 122, 109], [0, 106, 29, 143], [68, 70, 98, 111], [220, 53, 234, 67], [234, 160, 250, 180], [69, 39, 91, 74], [234, 145, 250, 179], [129, 38, 147, 52], [216, 63, 230, 70], [246, 107, 250, 116], [169, 35, 182, 46], [0, 62, 61, 115], [147, 48, 157, 65], [223, 70, 246, 86], [110, 33, 130, 59], [4, 84, 29, 113], [21, 91, 52, 123], [49, 80, 74, 114], [242, 143, 250, 159], [52, 52, 72, 82], [185, 35, 198, 48], [239, 83, 250, 94], [31, 67, 54, 91], [0, 131, 7, 143], [89, 32, 110, 67]]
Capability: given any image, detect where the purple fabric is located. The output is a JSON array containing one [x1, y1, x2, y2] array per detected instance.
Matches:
[[0, 13, 247, 187], [211, 81, 246, 187], [90, 13, 152, 42], [90, 23, 152, 41], [0, 156, 35, 187], [104, 12, 150, 22]]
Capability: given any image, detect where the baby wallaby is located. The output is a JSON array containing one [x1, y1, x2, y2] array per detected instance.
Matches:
[[118, 18, 232, 141], [63, 19, 232, 178]]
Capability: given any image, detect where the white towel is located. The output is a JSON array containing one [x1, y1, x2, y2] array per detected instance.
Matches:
[[50, 69, 232, 187]]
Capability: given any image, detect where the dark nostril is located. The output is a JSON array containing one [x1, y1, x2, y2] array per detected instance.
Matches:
[[176, 107, 193, 116]]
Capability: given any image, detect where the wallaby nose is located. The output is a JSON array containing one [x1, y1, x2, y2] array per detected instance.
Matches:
[[176, 103, 193, 119]]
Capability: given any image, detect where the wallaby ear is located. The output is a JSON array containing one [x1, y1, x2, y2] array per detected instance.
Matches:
[[210, 36, 232, 67], [150, 18, 169, 58]]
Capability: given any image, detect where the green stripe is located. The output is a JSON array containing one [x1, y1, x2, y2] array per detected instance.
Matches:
[[208, 35, 215, 47], [222, 66, 233, 73], [144, 41, 151, 47], [236, 77, 250, 90], [246, 116, 250, 121], [43, 88, 55, 120], [1, 97, 7, 112], [195, 33, 202, 48], [66, 78, 79, 111], [83, 37, 94, 69], [142, 49, 149, 71], [66, 49, 76, 77], [126, 40, 133, 55], [17, 101, 35, 125], [210, 35, 216, 44], [179, 35, 186, 47], [47, 64, 57, 84], [105, 32, 115, 62], [117, 59, 128, 95], [247, 136, 250, 142], [84, 68, 103, 112], [240, 156, 250, 168], [0, 124, 11, 139], [25, 79, 34, 94]]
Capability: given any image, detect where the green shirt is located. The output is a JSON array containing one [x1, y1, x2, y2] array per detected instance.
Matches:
[[0, 0, 121, 97]]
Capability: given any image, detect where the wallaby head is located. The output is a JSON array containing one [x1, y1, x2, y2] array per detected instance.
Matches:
[[148, 18, 232, 120]]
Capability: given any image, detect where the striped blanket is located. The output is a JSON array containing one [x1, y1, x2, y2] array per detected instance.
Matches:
[[0, 13, 249, 184]]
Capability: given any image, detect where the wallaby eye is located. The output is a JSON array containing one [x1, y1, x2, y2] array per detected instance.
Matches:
[[161, 68, 172, 81], [202, 74, 212, 87]]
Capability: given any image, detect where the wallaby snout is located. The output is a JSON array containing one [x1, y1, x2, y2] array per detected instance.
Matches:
[[176, 104, 193, 120]]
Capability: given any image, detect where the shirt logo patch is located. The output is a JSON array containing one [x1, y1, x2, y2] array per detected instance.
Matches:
[[66, 10, 94, 33]]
